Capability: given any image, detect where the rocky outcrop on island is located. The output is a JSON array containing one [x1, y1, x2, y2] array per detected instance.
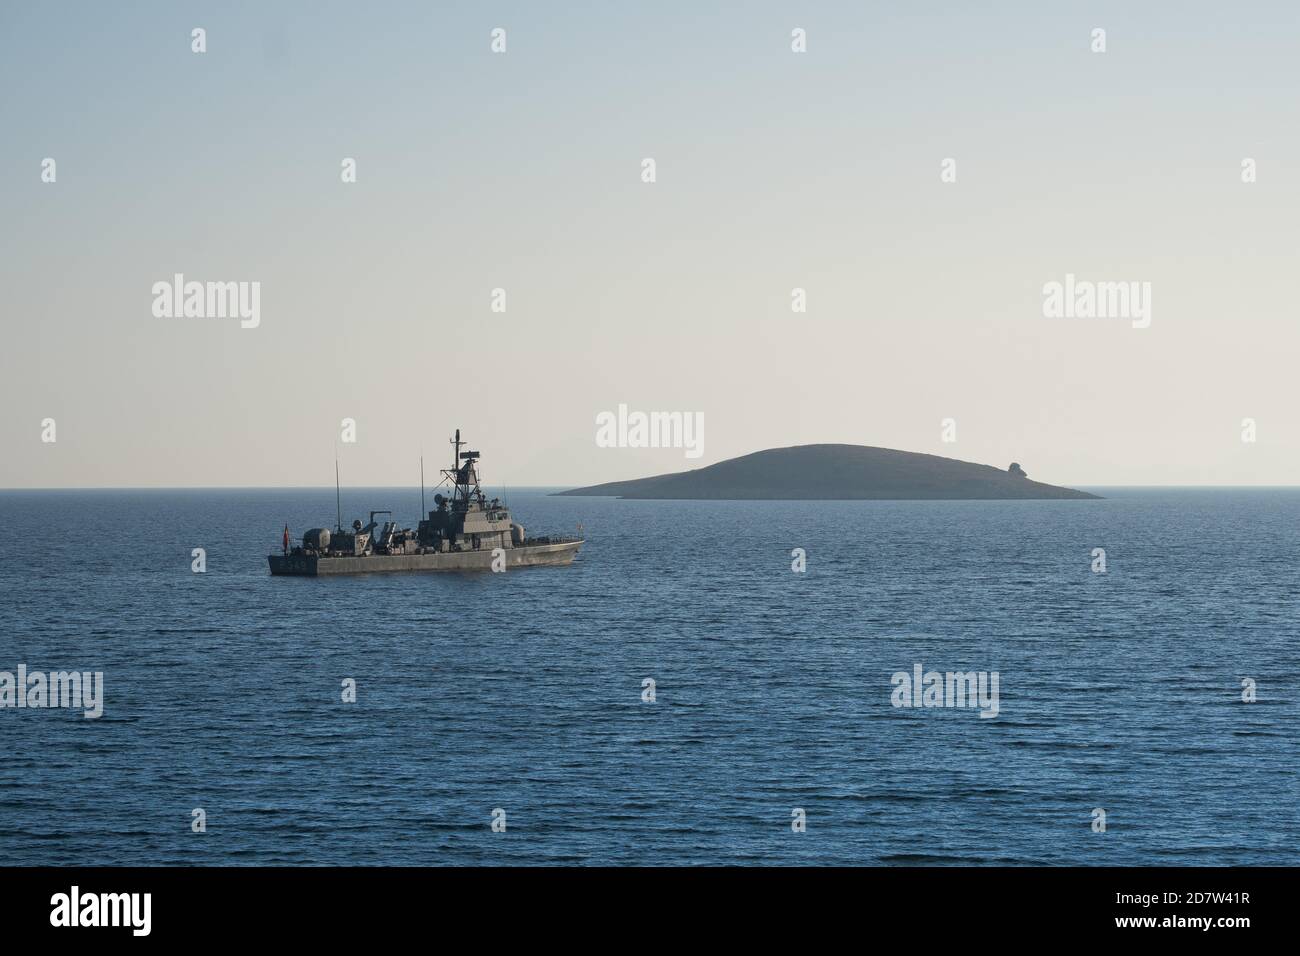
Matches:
[[558, 444, 1099, 500]]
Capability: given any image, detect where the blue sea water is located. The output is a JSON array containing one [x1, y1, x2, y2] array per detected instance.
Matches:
[[0, 487, 1296, 866]]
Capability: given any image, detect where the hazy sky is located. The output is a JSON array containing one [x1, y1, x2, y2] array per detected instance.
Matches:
[[3, 1, 1298, 488]]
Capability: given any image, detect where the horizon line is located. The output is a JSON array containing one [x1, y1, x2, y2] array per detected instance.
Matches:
[[3, 484, 1300, 492]]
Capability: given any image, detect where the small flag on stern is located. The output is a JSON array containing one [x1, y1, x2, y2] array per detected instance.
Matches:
[[283, 524, 289, 554]]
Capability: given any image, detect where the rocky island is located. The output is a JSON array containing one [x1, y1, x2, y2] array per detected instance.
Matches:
[[559, 444, 1099, 500]]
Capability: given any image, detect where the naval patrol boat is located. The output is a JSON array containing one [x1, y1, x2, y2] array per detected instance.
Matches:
[[268, 430, 583, 576]]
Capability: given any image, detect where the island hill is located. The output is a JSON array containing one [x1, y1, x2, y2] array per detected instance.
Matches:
[[559, 444, 1099, 500]]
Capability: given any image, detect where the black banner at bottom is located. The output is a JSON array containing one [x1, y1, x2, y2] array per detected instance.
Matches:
[[0, 866, 1281, 941]]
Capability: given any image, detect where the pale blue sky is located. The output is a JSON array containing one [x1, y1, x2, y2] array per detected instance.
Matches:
[[3, 2, 1298, 487]]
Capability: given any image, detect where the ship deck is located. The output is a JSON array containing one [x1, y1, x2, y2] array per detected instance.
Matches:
[[269, 539, 582, 576]]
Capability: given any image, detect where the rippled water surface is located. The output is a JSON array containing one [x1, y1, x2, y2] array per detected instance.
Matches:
[[1, 487, 1296, 865]]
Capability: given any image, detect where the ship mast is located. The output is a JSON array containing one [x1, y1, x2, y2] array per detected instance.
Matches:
[[443, 428, 483, 509], [335, 456, 342, 532]]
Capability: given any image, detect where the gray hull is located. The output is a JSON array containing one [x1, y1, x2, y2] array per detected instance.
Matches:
[[269, 540, 582, 576]]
